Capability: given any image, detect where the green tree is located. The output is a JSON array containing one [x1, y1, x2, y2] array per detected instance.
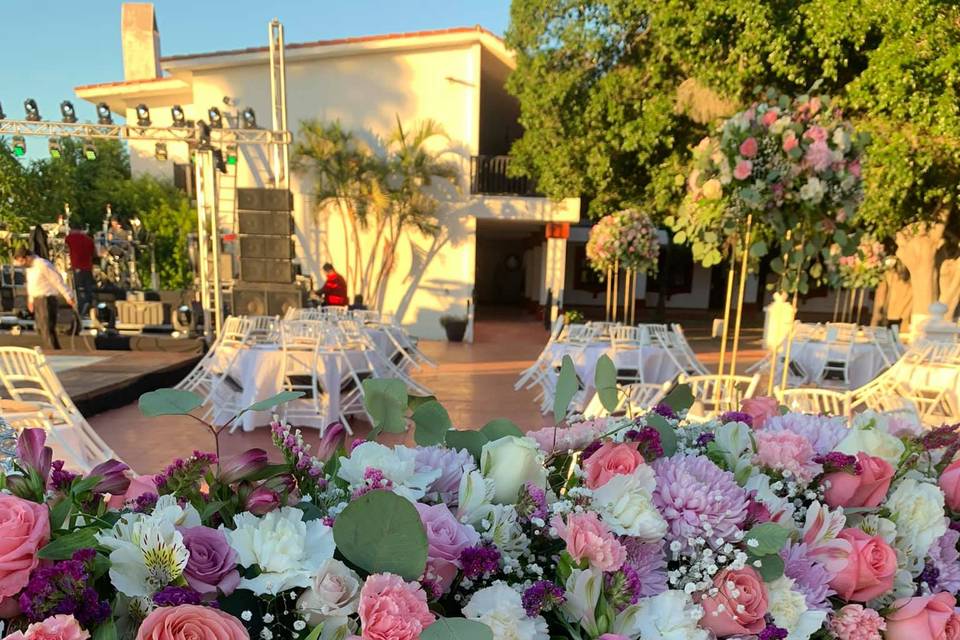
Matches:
[[506, 0, 960, 319]]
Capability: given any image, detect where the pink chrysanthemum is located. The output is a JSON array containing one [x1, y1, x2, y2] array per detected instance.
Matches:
[[828, 604, 885, 640], [651, 454, 749, 552], [763, 413, 848, 455]]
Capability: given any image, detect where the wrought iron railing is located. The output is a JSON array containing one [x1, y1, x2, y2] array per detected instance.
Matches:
[[470, 155, 540, 196]]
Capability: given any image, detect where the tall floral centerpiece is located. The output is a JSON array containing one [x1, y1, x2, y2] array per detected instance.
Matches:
[[828, 234, 892, 322], [586, 209, 660, 322], [670, 90, 868, 386]]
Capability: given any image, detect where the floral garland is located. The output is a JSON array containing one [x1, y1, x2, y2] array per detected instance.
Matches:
[[586, 209, 660, 275], [669, 90, 868, 293], [2, 390, 960, 640], [829, 234, 891, 290]]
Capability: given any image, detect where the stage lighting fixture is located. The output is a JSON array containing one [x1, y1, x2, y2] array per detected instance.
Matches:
[[213, 149, 227, 173], [197, 121, 212, 150], [60, 100, 77, 123], [23, 99, 40, 121], [48, 137, 62, 159], [11, 136, 26, 157], [171, 104, 187, 126], [154, 142, 168, 161], [241, 107, 257, 129], [135, 103, 151, 127], [207, 107, 223, 128], [96, 102, 113, 125], [82, 141, 97, 161], [0, 102, 6, 120]]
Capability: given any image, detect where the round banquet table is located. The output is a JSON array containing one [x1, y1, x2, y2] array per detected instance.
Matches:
[[546, 341, 680, 394], [788, 339, 886, 389]]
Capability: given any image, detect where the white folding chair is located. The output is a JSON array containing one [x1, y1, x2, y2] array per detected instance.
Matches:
[[516, 316, 565, 391], [245, 316, 280, 346], [610, 325, 647, 386], [678, 373, 761, 421], [0, 347, 119, 472], [649, 324, 709, 376], [862, 326, 903, 369], [776, 387, 851, 416], [275, 320, 333, 430], [816, 324, 858, 389]]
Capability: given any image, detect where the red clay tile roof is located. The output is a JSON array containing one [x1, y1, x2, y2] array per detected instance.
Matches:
[[160, 25, 503, 63]]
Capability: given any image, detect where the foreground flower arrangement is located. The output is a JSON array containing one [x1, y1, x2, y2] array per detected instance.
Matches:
[[2, 385, 960, 640]]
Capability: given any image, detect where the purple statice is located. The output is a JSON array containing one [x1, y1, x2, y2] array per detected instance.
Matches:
[[621, 539, 668, 597], [928, 529, 960, 593], [813, 452, 861, 475], [758, 621, 789, 640], [270, 422, 326, 486], [918, 563, 940, 594], [322, 516, 336, 527], [521, 580, 565, 617], [460, 544, 501, 579], [719, 411, 753, 426], [627, 426, 663, 459], [133, 492, 159, 513], [18, 548, 111, 628], [351, 467, 393, 499], [762, 413, 848, 455], [780, 542, 834, 610], [605, 565, 642, 610], [651, 454, 749, 552], [414, 445, 475, 505], [516, 482, 548, 522], [696, 432, 716, 448], [49, 460, 78, 492], [155, 451, 218, 495], [153, 586, 203, 607], [921, 423, 960, 451], [581, 439, 603, 460], [652, 403, 675, 419]]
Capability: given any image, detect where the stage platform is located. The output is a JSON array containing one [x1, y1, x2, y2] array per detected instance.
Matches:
[[0, 332, 204, 354]]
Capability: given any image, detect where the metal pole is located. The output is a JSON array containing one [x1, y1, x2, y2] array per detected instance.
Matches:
[[716, 247, 737, 379], [728, 214, 754, 382], [605, 267, 612, 321], [832, 287, 842, 322], [278, 22, 290, 189], [269, 21, 281, 188], [194, 154, 211, 340], [612, 259, 620, 323], [630, 268, 638, 325], [207, 150, 224, 338], [856, 288, 865, 326]]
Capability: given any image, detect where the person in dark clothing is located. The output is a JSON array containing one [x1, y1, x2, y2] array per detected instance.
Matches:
[[320, 263, 349, 306], [13, 247, 76, 351], [65, 222, 97, 315]]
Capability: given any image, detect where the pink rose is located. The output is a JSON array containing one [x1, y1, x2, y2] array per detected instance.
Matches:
[[3, 614, 89, 640], [583, 442, 644, 489], [804, 125, 828, 142], [761, 109, 779, 126], [829, 528, 897, 602], [805, 139, 834, 171], [782, 132, 799, 152], [136, 604, 249, 640], [358, 573, 435, 640], [886, 593, 960, 640], [741, 397, 778, 428], [106, 473, 156, 510], [823, 453, 894, 509], [733, 159, 753, 180], [0, 494, 50, 617], [849, 159, 861, 177], [739, 137, 758, 158], [940, 458, 960, 512], [415, 502, 479, 593], [699, 567, 768, 637], [551, 511, 625, 572]]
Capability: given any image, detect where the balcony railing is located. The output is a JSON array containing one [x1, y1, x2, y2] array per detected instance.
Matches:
[[470, 155, 540, 196]]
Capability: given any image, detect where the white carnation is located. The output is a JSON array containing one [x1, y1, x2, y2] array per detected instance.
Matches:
[[463, 582, 548, 640], [225, 506, 335, 594], [591, 472, 667, 540], [885, 479, 947, 565], [337, 442, 440, 501], [766, 576, 827, 640], [629, 590, 709, 640]]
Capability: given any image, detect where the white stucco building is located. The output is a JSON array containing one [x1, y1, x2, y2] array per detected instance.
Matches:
[[76, 4, 579, 340]]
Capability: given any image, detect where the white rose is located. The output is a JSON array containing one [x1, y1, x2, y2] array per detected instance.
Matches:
[[337, 442, 440, 501], [630, 590, 708, 640], [799, 177, 825, 203], [836, 423, 905, 466], [766, 576, 827, 640], [481, 436, 548, 504], [463, 582, 549, 640], [885, 479, 947, 564], [591, 472, 667, 540], [297, 558, 361, 635]]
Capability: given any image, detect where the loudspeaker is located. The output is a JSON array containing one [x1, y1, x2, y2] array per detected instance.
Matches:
[[239, 235, 296, 259], [237, 188, 294, 211], [237, 210, 294, 236], [230, 284, 306, 317], [239, 258, 295, 283]]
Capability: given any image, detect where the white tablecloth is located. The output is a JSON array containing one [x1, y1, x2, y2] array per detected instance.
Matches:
[[789, 340, 886, 388], [546, 341, 679, 392]]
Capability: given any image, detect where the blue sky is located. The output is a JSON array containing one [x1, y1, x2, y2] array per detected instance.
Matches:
[[1, 0, 510, 132]]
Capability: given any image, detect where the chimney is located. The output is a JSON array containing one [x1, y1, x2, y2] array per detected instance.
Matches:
[[121, 3, 162, 81]]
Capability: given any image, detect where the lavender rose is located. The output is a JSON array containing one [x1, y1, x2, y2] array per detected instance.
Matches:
[[180, 526, 240, 598]]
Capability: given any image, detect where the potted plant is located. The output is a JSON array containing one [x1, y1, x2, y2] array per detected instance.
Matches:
[[440, 314, 468, 342]]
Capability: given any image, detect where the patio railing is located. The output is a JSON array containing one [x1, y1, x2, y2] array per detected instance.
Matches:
[[470, 155, 540, 196]]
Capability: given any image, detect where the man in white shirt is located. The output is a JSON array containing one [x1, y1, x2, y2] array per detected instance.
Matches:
[[13, 247, 76, 350]]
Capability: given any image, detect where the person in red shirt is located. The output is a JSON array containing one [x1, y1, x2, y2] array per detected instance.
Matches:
[[320, 263, 348, 307], [64, 222, 96, 314]]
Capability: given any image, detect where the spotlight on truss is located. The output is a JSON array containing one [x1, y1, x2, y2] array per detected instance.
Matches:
[[48, 137, 62, 159], [213, 149, 227, 173], [23, 99, 40, 121], [11, 136, 26, 157], [60, 101, 77, 123], [154, 142, 168, 161], [171, 105, 187, 127], [197, 121, 212, 150], [136, 103, 151, 127], [241, 107, 257, 129], [82, 141, 97, 161], [97, 103, 113, 125], [207, 107, 223, 128]]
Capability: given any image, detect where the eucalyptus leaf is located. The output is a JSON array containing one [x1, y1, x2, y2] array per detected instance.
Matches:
[[138, 388, 203, 417], [749, 552, 785, 582], [645, 413, 678, 457], [662, 383, 694, 412], [362, 379, 408, 433], [745, 523, 790, 556], [246, 390, 305, 413], [333, 490, 427, 580], [749, 241, 768, 258], [408, 394, 438, 412], [479, 418, 524, 442], [421, 618, 493, 640], [445, 430, 489, 460], [553, 355, 579, 423], [38, 528, 99, 560], [412, 400, 452, 446], [594, 354, 619, 413]]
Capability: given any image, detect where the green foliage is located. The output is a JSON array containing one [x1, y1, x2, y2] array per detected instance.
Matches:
[[594, 354, 619, 413], [479, 418, 525, 441], [445, 429, 489, 461], [361, 379, 409, 435], [332, 490, 428, 580], [412, 400, 453, 446], [138, 389, 203, 417], [745, 523, 790, 555], [645, 413, 678, 458], [422, 619, 494, 640], [662, 383, 694, 412], [553, 355, 579, 423], [246, 391, 305, 413]]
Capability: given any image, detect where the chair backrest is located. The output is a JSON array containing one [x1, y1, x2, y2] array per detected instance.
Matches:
[[777, 387, 850, 416], [679, 373, 760, 417], [220, 316, 253, 346], [562, 324, 600, 346], [245, 316, 280, 345]]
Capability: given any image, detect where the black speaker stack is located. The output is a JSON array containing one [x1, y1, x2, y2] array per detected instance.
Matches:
[[230, 188, 306, 317]]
